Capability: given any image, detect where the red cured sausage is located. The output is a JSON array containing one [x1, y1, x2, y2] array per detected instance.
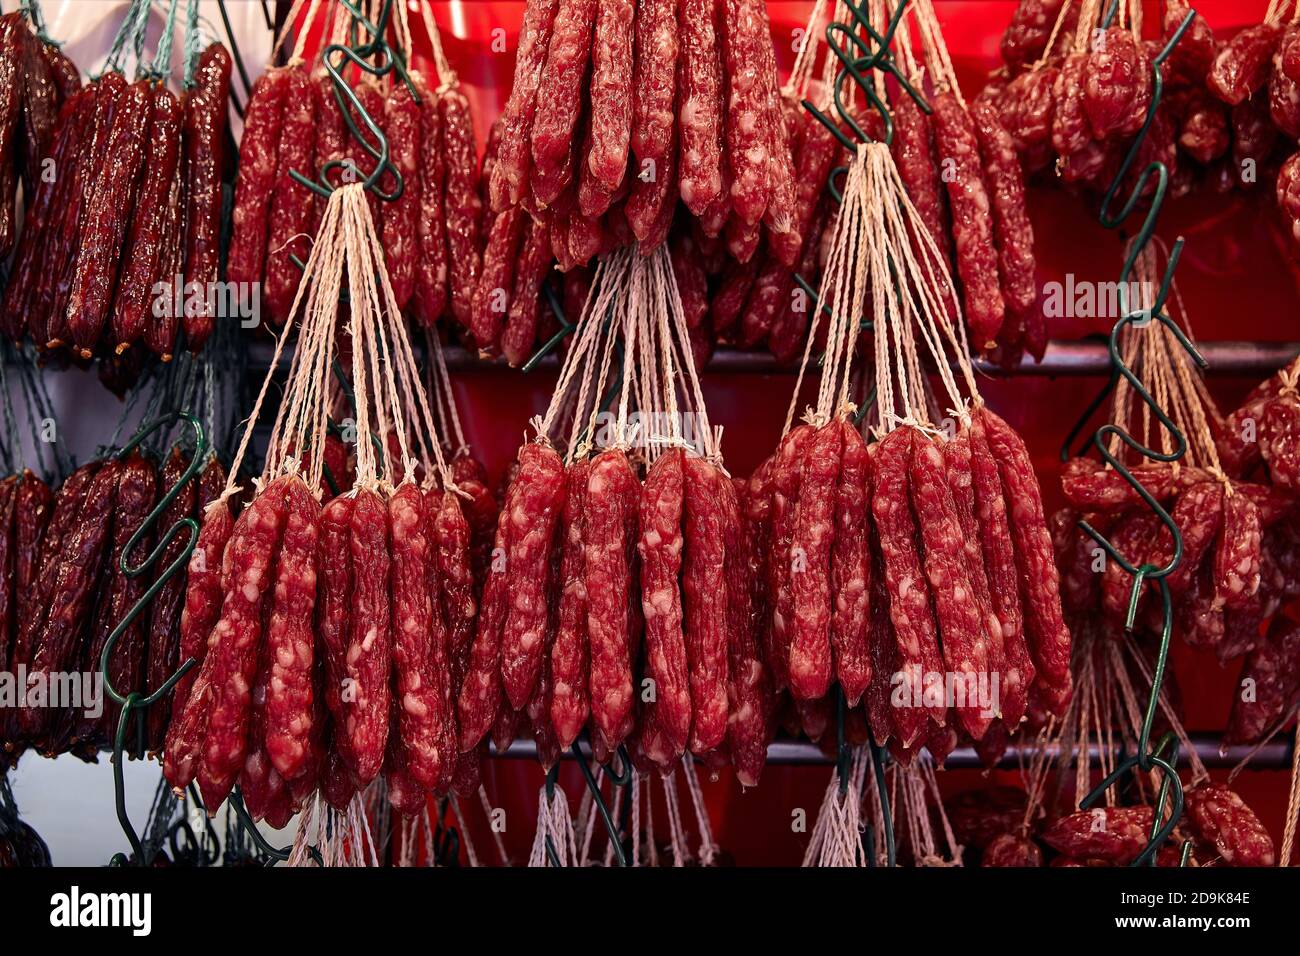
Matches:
[[969, 419, 1032, 727], [1262, 394, 1300, 493], [263, 66, 317, 325], [681, 455, 730, 752], [831, 422, 872, 705], [1042, 806, 1154, 865], [890, 92, 952, 268], [414, 74, 448, 326], [677, 0, 723, 215], [980, 409, 1069, 714], [550, 460, 591, 749], [585, 448, 640, 749], [911, 433, 992, 739], [168, 459, 231, 722], [20, 461, 120, 746], [13, 472, 53, 649], [500, 444, 566, 709], [970, 100, 1037, 338], [637, 449, 690, 755], [491, 0, 562, 211], [66, 79, 153, 356], [0, 15, 23, 260], [389, 482, 449, 790], [870, 428, 945, 748], [945, 429, 1006, 719], [766, 426, 812, 693], [380, 81, 420, 313], [725, 473, 771, 785], [182, 44, 231, 351], [263, 476, 318, 783], [721, 0, 771, 225], [340, 488, 392, 786], [0, 479, 16, 677], [44, 75, 127, 348], [457, 503, 511, 750], [1208, 23, 1279, 107], [196, 478, 291, 811], [471, 206, 525, 353], [112, 84, 182, 352], [144, 449, 197, 753], [226, 68, 289, 291], [531, 0, 598, 202], [1084, 27, 1151, 139], [501, 218, 554, 367], [1163, 482, 1223, 596], [930, 93, 1005, 349], [1, 91, 90, 344], [1214, 490, 1261, 611], [789, 422, 841, 701], [587, 0, 635, 193], [631, 0, 679, 193], [1184, 785, 1275, 867]]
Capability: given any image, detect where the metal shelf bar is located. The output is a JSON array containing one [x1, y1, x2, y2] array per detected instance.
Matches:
[[245, 340, 1300, 377], [492, 732, 1293, 771]]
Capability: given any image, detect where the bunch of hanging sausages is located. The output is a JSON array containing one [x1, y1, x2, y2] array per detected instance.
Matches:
[[472, 0, 803, 365], [160, 447, 498, 825], [994, 1, 1300, 242], [0, 34, 231, 370], [452, 440, 776, 785], [951, 780, 1277, 867], [0, 451, 227, 771], [758, 409, 1073, 773], [228, 59, 481, 333]]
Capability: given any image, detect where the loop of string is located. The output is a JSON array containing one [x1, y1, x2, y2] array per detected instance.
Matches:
[[418, 0, 456, 88]]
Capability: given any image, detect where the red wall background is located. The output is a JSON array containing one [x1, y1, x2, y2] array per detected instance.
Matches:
[[302, 1, 1296, 864]]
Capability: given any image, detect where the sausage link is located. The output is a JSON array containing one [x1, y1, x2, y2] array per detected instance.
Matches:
[[195, 477, 290, 810], [551, 460, 592, 748], [263, 66, 317, 325], [226, 67, 289, 291], [182, 44, 231, 351], [66, 79, 153, 356], [112, 84, 182, 352]]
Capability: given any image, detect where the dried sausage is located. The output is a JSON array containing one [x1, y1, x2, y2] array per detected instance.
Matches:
[[501, 444, 566, 709], [585, 448, 639, 750], [789, 422, 841, 701], [637, 449, 690, 755], [831, 423, 871, 706], [931, 94, 1005, 349], [1208, 23, 1279, 106], [264, 67, 317, 325], [531, 0, 598, 202], [441, 86, 483, 329], [491, 0, 561, 211], [263, 476, 319, 783], [870, 427, 945, 747], [66, 79, 152, 356], [226, 68, 288, 291], [721, 0, 770, 224], [196, 477, 290, 810], [183, 44, 231, 351], [969, 417, 1033, 726], [550, 460, 592, 748], [112, 84, 181, 352], [677, 0, 723, 215], [682, 455, 729, 751]]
